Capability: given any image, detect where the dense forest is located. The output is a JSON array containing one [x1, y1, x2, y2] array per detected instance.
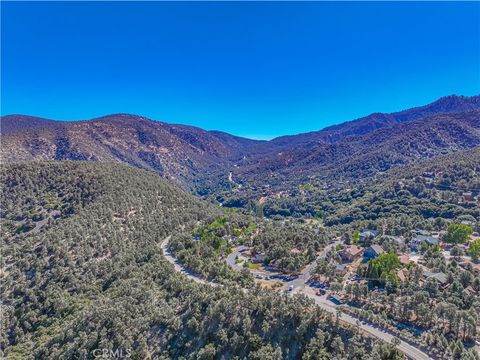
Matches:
[[215, 148, 480, 225], [1, 162, 404, 359]]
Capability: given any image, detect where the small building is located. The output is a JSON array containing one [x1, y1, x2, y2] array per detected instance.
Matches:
[[463, 192, 474, 202], [364, 245, 385, 260], [423, 272, 448, 286], [413, 229, 431, 236], [399, 254, 411, 266], [463, 285, 476, 296], [383, 235, 405, 245], [359, 229, 379, 243], [397, 268, 409, 282], [252, 254, 266, 264], [339, 245, 364, 263], [411, 235, 439, 251], [335, 264, 348, 276]]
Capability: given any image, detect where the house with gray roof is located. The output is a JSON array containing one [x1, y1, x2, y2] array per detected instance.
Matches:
[[364, 244, 385, 260]]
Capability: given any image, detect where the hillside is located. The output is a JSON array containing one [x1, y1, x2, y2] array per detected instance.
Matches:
[[1, 95, 479, 196], [0, 114, 261, 188], [0, 161, 385, 359], [264, 94, 480, 149], [219, 110, 480, 202], [0, 115, 60, 135]]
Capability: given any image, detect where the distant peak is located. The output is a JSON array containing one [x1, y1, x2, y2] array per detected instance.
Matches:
[[93, 113, 148, 120]]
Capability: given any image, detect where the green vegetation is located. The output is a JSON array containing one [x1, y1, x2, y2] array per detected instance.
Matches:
[[246, 260, 260, 270], [2, 162, 397, 359], [353, 229, 360, 244], [444, 224, 474, 244], [366, 253, 401, 285], [468, 239, 480, 262]]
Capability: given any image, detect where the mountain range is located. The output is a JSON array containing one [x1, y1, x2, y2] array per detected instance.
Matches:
[[2, 95, 479, 196]]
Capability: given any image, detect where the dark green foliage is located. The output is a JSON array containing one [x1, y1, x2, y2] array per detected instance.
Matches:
[[1, 162, 385, 359], [444, 224, 474, 244]]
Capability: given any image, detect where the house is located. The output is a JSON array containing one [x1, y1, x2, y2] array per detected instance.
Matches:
[[252, 254, 266, 264], [463, 286, 476, 296], [463, 192, 474, 202], [461, 220, 475, 227], [413, 229, 431, 237], [399, 254, 411, 266], [335, 264, 348, 276], [383, 235, 405, 245], [397, 268, 409, 282], [457, 261, 480, 275], [423, 272, 448, 286], [359, 229, 379, 243], [410, 235, 439, 251], [364, 245, 385, 260], [339, 245, 364, 263]]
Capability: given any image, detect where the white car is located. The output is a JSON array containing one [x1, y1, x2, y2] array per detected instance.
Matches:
[[288, 285, 294, 292]]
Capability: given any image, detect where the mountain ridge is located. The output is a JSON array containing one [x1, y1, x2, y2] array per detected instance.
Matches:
[[2, 94, 479, 194], [2, 94, 479, 140]]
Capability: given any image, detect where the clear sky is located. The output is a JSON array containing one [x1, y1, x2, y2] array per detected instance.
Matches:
[[2, 2, 479, 139]]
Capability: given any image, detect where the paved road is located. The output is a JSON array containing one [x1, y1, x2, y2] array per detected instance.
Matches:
[[226, 245, 246, 271], [161, 236, 219, 287], [162, 237, 433, 360], [297, 288, 432, 360], [225, 239, 433, 360], [287, 238, 343, 291]]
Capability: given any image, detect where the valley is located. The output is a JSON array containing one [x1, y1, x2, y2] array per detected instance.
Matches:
[[1, 95, 479, 360]]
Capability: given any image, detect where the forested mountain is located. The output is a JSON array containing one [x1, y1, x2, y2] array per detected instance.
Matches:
[[254, 94, 480, 150], [212, 109, 480, 209], [1, 162, 395, 359], [0, 115, 60, 135], [0, 114, 261, 188], [215, 145, 480, 226], [1, 95, 479, 203], [2, 95, 479, 359]]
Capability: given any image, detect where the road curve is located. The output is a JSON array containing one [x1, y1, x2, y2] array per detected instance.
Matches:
[[226, 245, 246, 271], [161, 237, 433, 360], [160, 236, 219, 287]]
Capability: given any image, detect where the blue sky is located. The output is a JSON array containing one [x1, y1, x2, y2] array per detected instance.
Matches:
[[2, 2, 479, 139]]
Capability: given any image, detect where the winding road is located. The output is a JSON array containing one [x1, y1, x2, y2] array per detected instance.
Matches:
[[161, 237, 433, 360], [160, 236, 219, 287]]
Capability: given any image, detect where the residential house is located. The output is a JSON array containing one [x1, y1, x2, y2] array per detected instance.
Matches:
[[399, 254, 411, 266], [335, 264, 348, 276], [463, 286, 476, 296], [423, 272, 448, 288], [339, 245, 364, 263], [413, 229, 431, 237], [463, 192, 474, 202], [397, 268, 409, 282], [252, 254, 266, 264], [410, 234, 439, 251], [383, 235, 405, 246], [359, 229, 379, 243], [364, 244, 385, 260]]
